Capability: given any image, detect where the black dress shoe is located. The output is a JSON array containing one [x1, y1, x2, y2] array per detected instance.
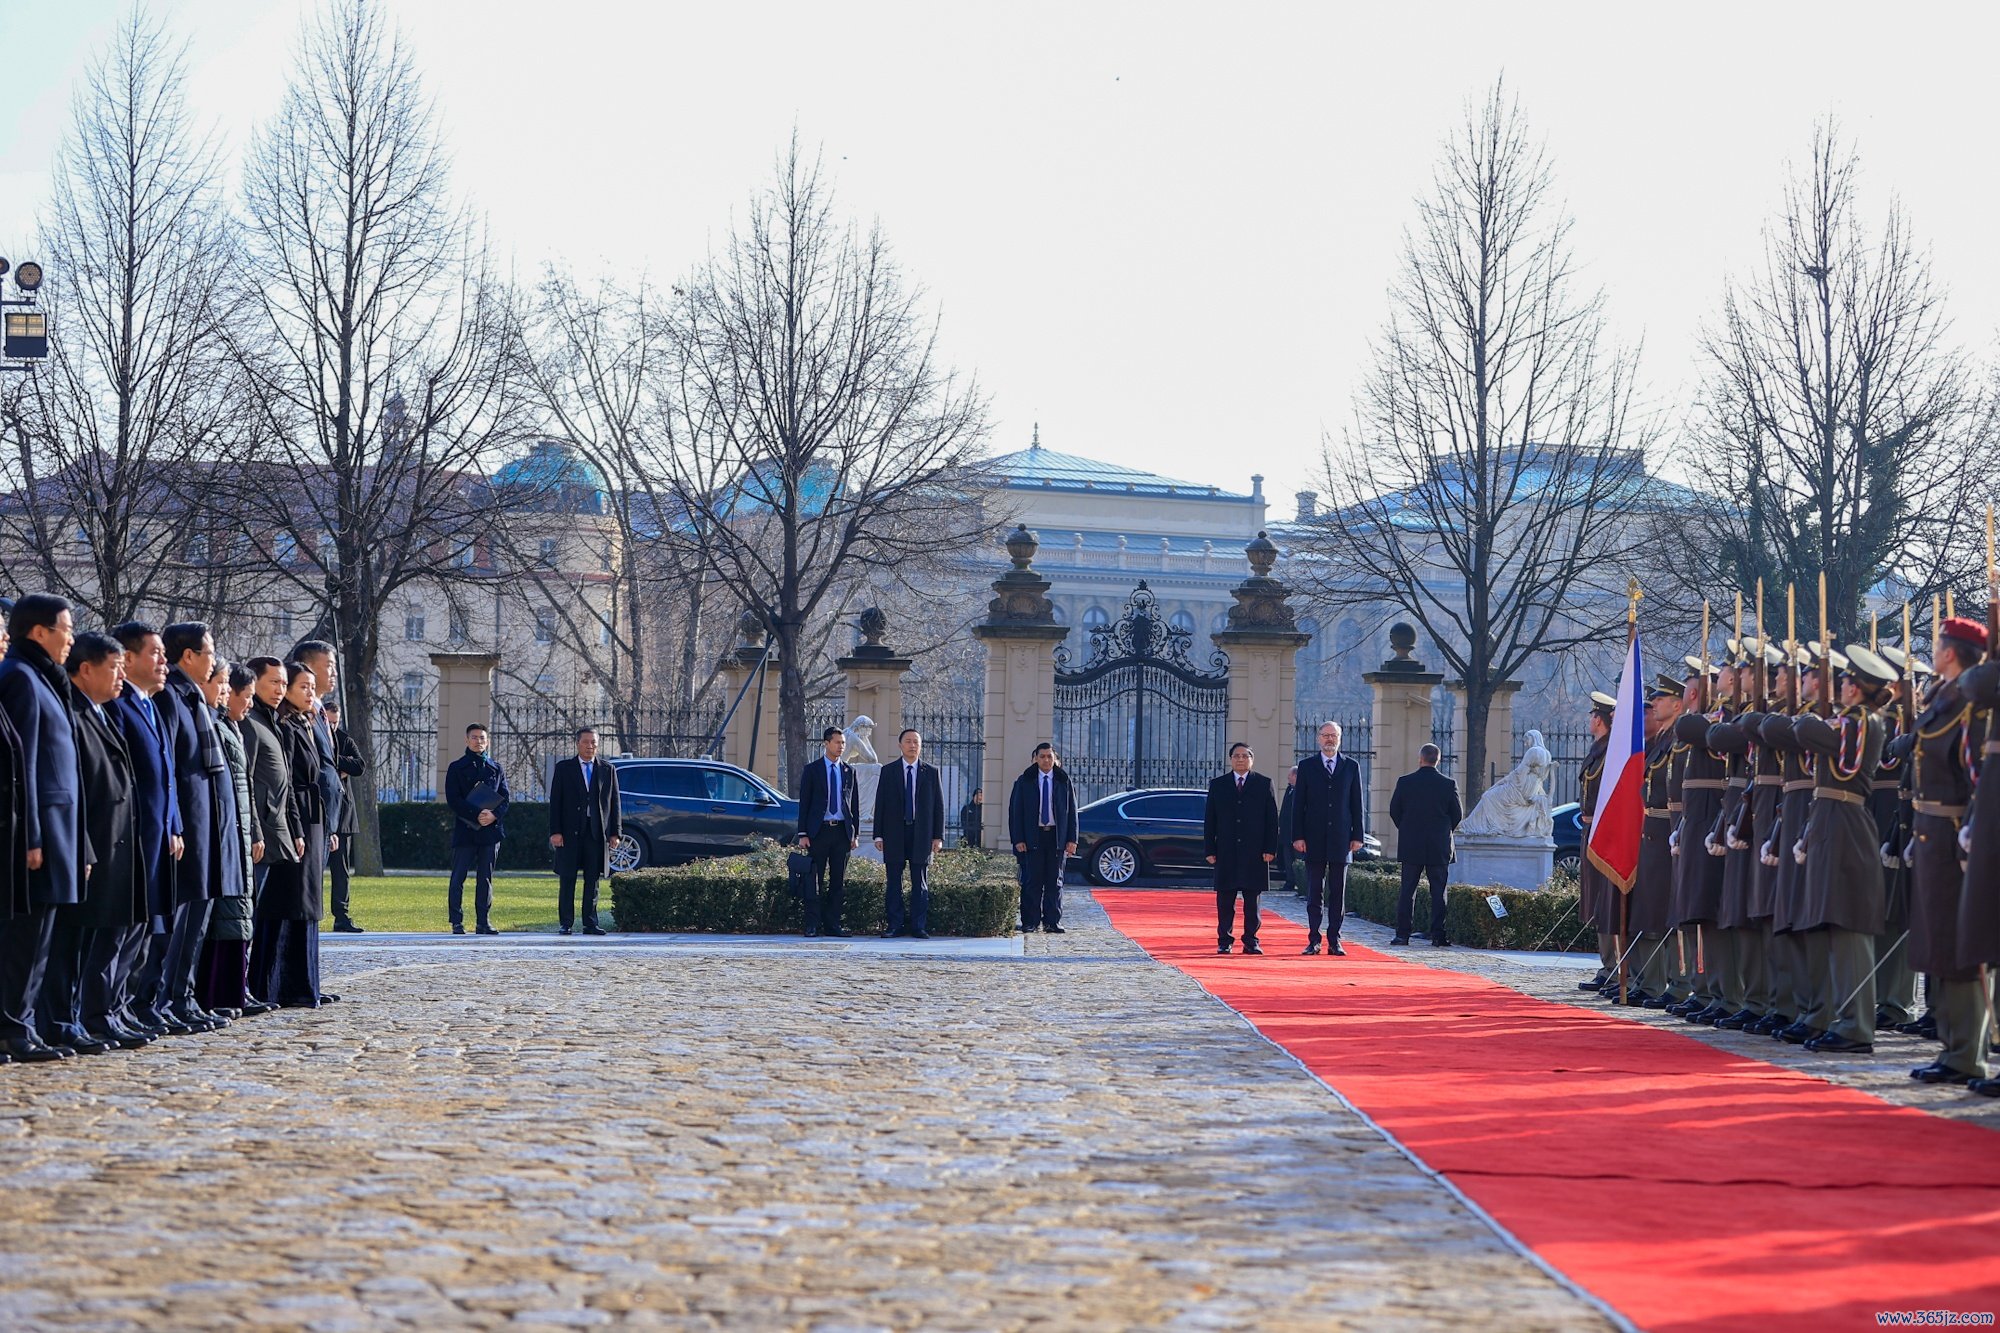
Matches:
[[1665, 997, 1699, 1017], [1804, 1033, 1872, 1054], [451, 924, 466, 935], [1329, 941, 1347, 956], [209, 1007, 243, 1021], [279, 996, 320, 1009], [831, 928, 852, 938], [475, 925, 499, 936], [1302, 941, 1322, 955], [1429, 937, 1450, 948], [171, 1005, 219, 1032], [1244, 942, 1264, 955], [1580, 973, 1611, 991], [559, 927, 573, 936], [1641, 993, 1673, 1009], [1044, 924, 1067, 934], [1390, 937, 1411, 947], [1750, 1014, 1791, 1036], [804, 928, 821, 938], [240, 1001, 278, 1017], [582, 925, 607, 936], [332, 919, 364, 933], [1217, 944, 1232, 954], [911, 930, 931, 940], [1713, 1010, 1756, 1030], [1967, 1077, 2000, 1097], [51, 1028, 113, 1055], [1778, 1022, 1820, 1044], [1689, 1004, 1730, 1026], [0, 1037, 68, 1062], [1911, 1062, 1972, 1084], [317, 993, 341, 1004]]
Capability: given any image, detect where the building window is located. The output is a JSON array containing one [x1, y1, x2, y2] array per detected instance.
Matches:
[[273, 532, 297, 565], [400, 671, 423, 705], [453, 541, 476, 569], [1083, 607, 1110, 631], [534, 611, 555, 643], [405, 610, 427, 642], [185, 532, 209, 565], [598, 621, 613, 646], [1169, 610, 1195, 635], [534, 673, 556, 695], [539, 538, 559, 567], [1211, 611, 1230, 633], [277, 609, 294, 638], [318, 532, 338, 569], [447, 609, 468, 643], [599, 542, 613, 574]]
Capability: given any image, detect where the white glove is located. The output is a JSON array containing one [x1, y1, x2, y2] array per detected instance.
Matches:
[[1705, 834, 1728, 857], [1669, 829, 1681, 857], [1793, 839, 1808, 866], [1962, 824, 1975, 856], [1879, 842, 1901, 868], [1760, 844, 1780, 867], [1727, 831, 1751, 851]]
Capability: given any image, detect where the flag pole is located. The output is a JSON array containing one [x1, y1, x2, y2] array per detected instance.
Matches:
[[1618, 577, 1641, 1005]]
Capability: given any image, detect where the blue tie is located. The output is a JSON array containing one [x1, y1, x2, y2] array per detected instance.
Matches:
[[1041, 774, 1052, 825], [828, 760, 840, 820], [906, 764, 916, 821]]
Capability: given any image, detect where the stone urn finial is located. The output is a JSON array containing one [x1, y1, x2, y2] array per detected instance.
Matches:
[[1389, 622, 1417, 661], [858, 606, 888, 649], [1005, 524, 1039, 571], [1245, 530, 1278, 578], [736, 609, 765, 648]]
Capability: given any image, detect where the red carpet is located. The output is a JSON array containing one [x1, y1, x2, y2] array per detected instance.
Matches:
[[1096, 890, 2000, 1332]]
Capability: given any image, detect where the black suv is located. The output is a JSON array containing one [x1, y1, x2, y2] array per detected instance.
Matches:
[[608, 758, 801, 871]]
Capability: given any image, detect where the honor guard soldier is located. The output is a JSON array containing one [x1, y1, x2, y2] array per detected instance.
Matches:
[[1577, 691, 1617, 992], [1670, 656, 1730, 1023]]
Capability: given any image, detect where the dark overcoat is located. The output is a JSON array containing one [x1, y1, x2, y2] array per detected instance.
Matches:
[[874, 760, 945, 860], [548, 756, 622, 863], [1204, 770, 1278, 892], [240, 702, 299, 865], [1670, 711, 1729, 926], [258, 714, 325, 921], [1388, 765, 1461, 867], [160, 667, 232, 903], [1791, 708, 1886, 937], [1956, 661, 2000, 968], [1630, 729, 1675, 937], [1007, 764, 1078, 850], [445, 750, 509, 849], [107, 684, 181, 920], [0, 644, 85, 907], [1759, 712, 1815, 933], [1901, 679, 1979, 977], [1292, 750, 1364, 864], [0, 703, 28, 921], [1576, 736, 1609, 927], [71, 698, 143, 930]]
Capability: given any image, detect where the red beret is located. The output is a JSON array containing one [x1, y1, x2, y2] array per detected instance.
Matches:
[[1941, 616, 1989, 650]]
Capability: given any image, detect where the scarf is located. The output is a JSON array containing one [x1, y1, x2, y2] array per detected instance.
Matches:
[[168, 667, 227, 776]]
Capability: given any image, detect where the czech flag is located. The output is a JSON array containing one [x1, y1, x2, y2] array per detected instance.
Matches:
[[1587, 630, 1646, 892]]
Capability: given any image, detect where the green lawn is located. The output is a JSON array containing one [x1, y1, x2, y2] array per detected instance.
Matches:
[[337, 875, 600, 933]]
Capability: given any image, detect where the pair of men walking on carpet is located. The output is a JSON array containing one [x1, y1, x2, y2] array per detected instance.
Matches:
[[1207, 725, 1367, 955]]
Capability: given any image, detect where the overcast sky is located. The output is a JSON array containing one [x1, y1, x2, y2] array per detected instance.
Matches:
[[5, 1, 1999, 508]]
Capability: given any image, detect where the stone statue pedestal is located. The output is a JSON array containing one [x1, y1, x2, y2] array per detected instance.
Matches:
[[1454, 834, 1555, 892]]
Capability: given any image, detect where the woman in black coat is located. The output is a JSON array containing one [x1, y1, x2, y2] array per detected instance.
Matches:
[[249, 661, 325, 1007]]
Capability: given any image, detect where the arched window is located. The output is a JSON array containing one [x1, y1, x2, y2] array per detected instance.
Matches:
[[1083, 606, 1110, 630], [1169, 610, 1195, 635]]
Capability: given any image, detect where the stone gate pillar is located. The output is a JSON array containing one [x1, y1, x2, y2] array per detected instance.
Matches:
[[717, 611, 784, 784], [1210, 532, 1309, 778], [1362, 625, 1444, 860], [838, 608, 912, 745], [429, 651, 498, 801], [971, 526, 1067, 849], [1449, 679, 1523, 796]]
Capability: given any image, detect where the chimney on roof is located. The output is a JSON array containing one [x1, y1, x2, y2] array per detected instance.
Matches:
[[1295, 490, 1318, 522], [1250, 473, 1264, 502]]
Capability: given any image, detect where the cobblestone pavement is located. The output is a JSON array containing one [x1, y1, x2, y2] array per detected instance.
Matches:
[[1261, 894, 2000, 1128], [0, 890, 1614, 1332]]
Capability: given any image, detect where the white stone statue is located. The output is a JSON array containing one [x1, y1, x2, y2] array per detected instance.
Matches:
[[1458, 729, 1554, 840], [844, 715, 881, 835]]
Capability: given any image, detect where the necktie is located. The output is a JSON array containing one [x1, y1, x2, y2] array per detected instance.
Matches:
[[1326, 754, 1335, 773], [828, 760, 840, 819], [906, 764, 916, 821], [581, 761, 592, 790], [1041, 773, 1052, 825], [1236, 773, 1245, 790]]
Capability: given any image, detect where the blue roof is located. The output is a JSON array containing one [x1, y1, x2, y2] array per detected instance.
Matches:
[[492, 440, 608, 504], [983, 439, 1253, 501]]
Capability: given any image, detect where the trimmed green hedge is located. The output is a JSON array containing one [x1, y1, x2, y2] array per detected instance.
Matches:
[[1342, 867, 1594, 952], [612, 843, 1020, 936], [378, 801, 552, 872]]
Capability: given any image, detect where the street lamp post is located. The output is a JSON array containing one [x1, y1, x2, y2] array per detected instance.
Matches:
[[0, 257, 50, 367]]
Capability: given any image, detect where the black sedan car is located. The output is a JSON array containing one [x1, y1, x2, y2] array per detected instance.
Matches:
[[1552, 801, 1583, 876], [1071, 787, 1381, 886], [608, 758, 800, 871]]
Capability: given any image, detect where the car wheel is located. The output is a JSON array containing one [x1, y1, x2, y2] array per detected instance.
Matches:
[[1555, 852, 1581, 877], [1091, 839, 1141, 886], [608, 832, 648, 874]]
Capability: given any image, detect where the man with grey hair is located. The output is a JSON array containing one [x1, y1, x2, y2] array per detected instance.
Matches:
[[1293, 720, 1365, 955], [1389, 743, 1463, 946]]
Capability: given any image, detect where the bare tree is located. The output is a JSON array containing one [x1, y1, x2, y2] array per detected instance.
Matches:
[[1669, 126, 1986, 636], [648, 139, 995, 777], [229, 0, 526, 873], [0, 10, 239, 624], [1299, 83, 1649, 801]]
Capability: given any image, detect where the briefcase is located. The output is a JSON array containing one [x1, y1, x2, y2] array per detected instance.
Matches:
[[786, 850, 813, 900]]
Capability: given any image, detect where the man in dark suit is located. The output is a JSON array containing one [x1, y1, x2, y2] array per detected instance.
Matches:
[[156, 622, 234, 1030], [548, 726, 618, 936], [1389, 743, 1464, 947], [445, 723, 507, 935], [1205, 742, 1279, 955], [873, 727, 944, 939], [321, 701, 366, 933], [1008, 742, 1078, 933], [1293, 720, 1367, 956], [795, 726, 859, 938], [63, 633, 150, 1050], [107, 622, 182, 1037], [291, 641, 353, 932], [0, 594, 85, 1062]]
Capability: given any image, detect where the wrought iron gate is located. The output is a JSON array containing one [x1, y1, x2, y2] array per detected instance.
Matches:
[[1053, 583, 1228, 800]]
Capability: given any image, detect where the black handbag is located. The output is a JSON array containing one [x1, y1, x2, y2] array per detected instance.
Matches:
[[786, 850, 813, 899]]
